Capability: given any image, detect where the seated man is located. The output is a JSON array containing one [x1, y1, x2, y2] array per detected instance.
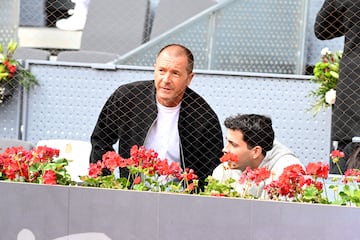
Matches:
[[212, 113, 303, 197], [90, 43, 224, 189]]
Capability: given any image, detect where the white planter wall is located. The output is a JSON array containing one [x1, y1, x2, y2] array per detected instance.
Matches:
[[1, 181, 359, 240]]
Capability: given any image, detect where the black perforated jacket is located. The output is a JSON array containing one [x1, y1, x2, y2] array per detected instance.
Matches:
[[90, 80, 224, 188]]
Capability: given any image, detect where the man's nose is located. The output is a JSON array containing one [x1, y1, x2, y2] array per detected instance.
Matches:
[[222, 144, 228, 153], [162, 73, 171, 83]]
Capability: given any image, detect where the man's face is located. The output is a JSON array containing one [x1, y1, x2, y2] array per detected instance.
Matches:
[[154, 47, 194, 107], [222, 129, 258, 171]]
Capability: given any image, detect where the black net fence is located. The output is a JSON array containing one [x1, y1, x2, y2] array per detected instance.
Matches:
[[20, 0, 75, 27], [45, 0, 75, 27], [313, 0, 360, 173], [88, 80, 225, 188], [10, 0, 360, 177]]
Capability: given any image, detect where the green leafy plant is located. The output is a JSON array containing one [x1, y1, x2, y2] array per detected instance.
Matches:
[[0, 40, 38, 104], [335, 169, 360, 206], [201, 176, 239, 198], [309, 47, 342, 115]]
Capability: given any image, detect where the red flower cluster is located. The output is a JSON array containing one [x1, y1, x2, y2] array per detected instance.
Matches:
[[331, 150, 345, 160], [3, 60, 17, 78], [88, 145, 198, 192], [306, 161, 329, 178], [0, 146, 66, 184], [330, 149, 345, 174], [343, 168, 360, 184], [274, 164, 306, 198], [263, 162, 329, 200], [239, 166, 271, 186], [220, 152, 239, 164]]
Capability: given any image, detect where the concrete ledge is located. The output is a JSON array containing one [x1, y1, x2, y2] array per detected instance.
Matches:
[[0, 181, 359, 239], [18, 27, 82, 50]]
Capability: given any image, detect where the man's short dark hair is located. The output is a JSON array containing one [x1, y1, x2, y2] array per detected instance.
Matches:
[[224, 114, 275, 155]]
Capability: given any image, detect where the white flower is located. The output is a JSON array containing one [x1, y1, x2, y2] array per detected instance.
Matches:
[[321, 47, 331, 56], [325, 89, 336, 105]]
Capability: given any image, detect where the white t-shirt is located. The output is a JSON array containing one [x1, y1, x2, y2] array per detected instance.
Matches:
[[144, 100, 181, 164]]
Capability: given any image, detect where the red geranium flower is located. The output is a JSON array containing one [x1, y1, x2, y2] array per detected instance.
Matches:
[[343, 169, 360, 184], [331, 150, 345, 159], [0, 145, 73, 185], [43, 170, 57, 185], [81, 145, 199, 193], [102, 151, 122, 171], [220, 152, 239, 164], [88, 161, 102, 178], [239, 166, 271, 186], [306, 161, 329, 179], [133, 175, 141, 185]]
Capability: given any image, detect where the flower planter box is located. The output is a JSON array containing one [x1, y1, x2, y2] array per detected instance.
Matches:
[[0, 181, 358, 240]]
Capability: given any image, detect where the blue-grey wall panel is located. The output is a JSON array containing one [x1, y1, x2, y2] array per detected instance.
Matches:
[[24, 62, 331, 167], [24, 64, 153, 144], [0, 88, 21, 139]]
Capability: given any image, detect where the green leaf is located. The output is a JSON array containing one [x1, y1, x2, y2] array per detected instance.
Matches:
[[329, 71, 339, 79]]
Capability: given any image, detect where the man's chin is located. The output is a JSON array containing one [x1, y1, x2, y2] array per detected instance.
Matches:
[[157, 96, 176, 107]]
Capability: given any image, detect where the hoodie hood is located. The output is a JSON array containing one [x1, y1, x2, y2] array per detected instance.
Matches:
[[259, 140, 298, 169]]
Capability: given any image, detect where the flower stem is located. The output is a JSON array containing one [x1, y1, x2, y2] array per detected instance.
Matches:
[[126, 170, 132, 189], [322, 178, 329, 202], [336, 162, 343, 175]]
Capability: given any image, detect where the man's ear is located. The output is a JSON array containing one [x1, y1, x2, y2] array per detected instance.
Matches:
[[252, 146, 263, 159], [187, 72, 194, 86], [251, 146, 265, 169]]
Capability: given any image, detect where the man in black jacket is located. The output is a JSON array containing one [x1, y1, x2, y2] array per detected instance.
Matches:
[[90, 43, 224, 188], [314, 0, 360, 173]]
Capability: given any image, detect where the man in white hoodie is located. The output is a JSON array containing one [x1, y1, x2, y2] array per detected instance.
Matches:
[[212, 114, 303, 198]]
